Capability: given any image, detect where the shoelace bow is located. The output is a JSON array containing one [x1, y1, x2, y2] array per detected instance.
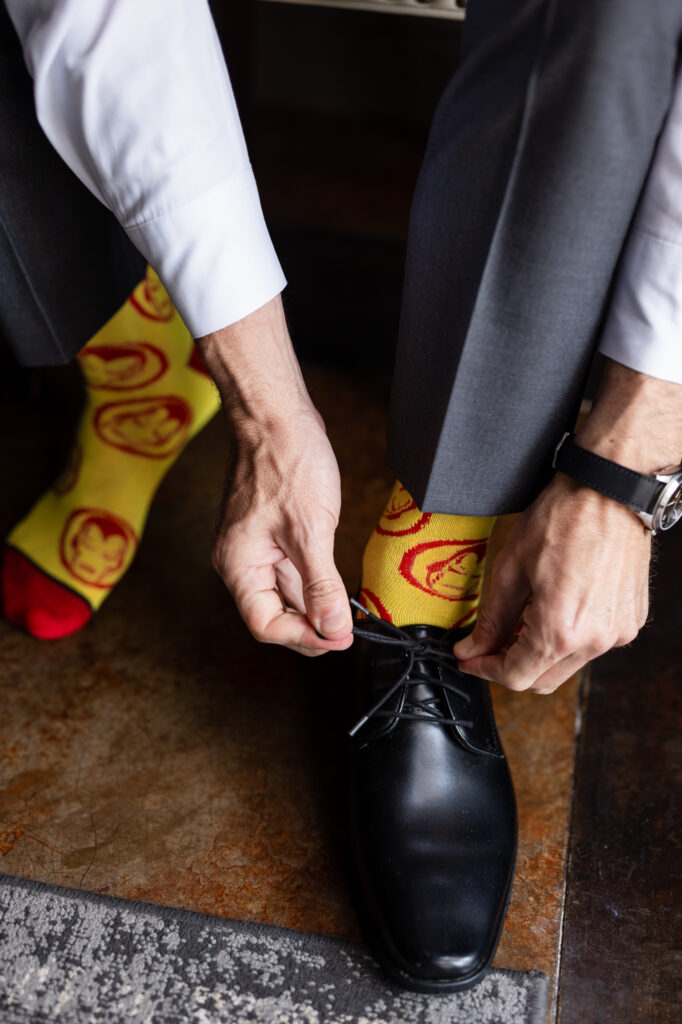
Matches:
[[348, 597, 474, 738]]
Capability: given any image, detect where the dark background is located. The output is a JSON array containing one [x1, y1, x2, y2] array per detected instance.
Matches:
[[215, 2, 463, 369]]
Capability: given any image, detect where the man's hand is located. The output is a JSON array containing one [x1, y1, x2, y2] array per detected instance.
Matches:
[[196, 296, 353, 656], [454, 357, 682, 693], [452, 474, 651, 693]]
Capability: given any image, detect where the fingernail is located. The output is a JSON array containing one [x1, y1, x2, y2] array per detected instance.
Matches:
[[453, 635, 474, 657], [320, 611, 350, 636]]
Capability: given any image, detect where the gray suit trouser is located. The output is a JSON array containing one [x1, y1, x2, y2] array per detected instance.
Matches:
[[388, 0, 682, 515], [0, 2, 144, 368]]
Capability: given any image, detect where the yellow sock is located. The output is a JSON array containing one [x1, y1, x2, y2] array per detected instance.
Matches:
[[359, 481, 496, 630], [3, 267, 220, 638]]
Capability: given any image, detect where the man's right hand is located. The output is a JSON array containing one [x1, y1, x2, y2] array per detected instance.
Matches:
[[196, 296, 353, 656]]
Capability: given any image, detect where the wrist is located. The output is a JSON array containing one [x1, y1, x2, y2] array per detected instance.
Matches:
[[575, 358, 682, 474], [546, 470, 653, 537], [196, 295, 314, 430]]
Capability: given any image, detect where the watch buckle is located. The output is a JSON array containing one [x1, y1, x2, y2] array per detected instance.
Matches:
[[552, 431, 571, 470]]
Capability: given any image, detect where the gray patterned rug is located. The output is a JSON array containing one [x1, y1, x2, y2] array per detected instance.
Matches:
[[0, 873, 548, 1023]]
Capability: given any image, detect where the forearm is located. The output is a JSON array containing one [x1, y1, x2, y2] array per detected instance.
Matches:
[[575, 357, 682, 473]]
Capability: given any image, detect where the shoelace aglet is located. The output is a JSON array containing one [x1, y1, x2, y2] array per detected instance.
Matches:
[[348, 679, 405, 737], [348, 714, 369, 738], [349, 596, 370, 617]]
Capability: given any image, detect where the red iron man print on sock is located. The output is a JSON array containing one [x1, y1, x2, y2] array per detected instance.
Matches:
[[376, 483, 431, 536], [94, 396, 193, 458], [358, 587, 393, 623], [60, 508, 137, 589], [79, 342, 168, 391], [400, 538, 488, 602], [129, 267, 175, 322]]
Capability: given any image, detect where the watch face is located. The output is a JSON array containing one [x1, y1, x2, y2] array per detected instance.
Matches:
[[660, 480, 682, 530]]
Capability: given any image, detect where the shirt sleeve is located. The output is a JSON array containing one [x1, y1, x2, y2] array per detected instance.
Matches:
[[4, 0, 286, 338], [598, 62, 682, 384]]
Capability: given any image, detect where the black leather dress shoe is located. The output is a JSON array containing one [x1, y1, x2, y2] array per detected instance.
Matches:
[[348, 600, 517, 993]]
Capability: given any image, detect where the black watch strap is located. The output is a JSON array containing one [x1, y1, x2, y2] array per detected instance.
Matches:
[[553, 433, 659, 513]]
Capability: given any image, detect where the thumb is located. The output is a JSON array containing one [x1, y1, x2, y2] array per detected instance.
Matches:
[[289, 540, 352, 640], [453, 561, 530, 660]]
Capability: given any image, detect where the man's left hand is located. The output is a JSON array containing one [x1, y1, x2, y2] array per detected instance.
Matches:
[[453, 472, 651, 693]]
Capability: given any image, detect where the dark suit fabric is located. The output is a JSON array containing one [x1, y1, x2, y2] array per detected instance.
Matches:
[[0, 2, 144, 368]]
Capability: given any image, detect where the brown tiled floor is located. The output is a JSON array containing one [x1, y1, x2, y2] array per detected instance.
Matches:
[[0, 365, 579, 1020]]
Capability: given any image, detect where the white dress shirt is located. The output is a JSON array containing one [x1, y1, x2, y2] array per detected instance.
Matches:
[[5, 0, 682, 384], [5, 0, 286, 340], [598, 58, 682, 385]]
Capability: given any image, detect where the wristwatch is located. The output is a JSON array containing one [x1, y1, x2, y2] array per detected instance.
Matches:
[[552, 431, 682, 534]]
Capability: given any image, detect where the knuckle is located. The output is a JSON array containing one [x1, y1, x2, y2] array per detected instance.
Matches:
[[504, 671, 532, 692], [211, 533, 235, 570], [584, 636, 606, 659], [289, 514, 334, 547], [552, 626, 576, 656], [583, 627, 615, 656], [211, 545, 238, 591], [602, 629, 621, 652], [616, 625, 640, 647], [304, 576, 341, 602], [247, 621, 269, 645], [491, 557, 517, 589], [475, 607, 498, 638], [241, 602, 269, 644]]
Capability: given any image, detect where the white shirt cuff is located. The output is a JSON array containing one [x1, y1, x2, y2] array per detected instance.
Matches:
[[598, 230, 682, 385], [125, 165, 286, 338]]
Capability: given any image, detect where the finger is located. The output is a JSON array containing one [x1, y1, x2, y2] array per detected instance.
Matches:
[[285, 534, 353, 641], [274, 558, 306, 615], [461, 645, 587, 694], [458, 651, 508, 685], [453, 559, 530, 661], [226, 555, 352, 654], [465, 594, 600, 691], [526, 651, 589, 694], [240, 584, 353, 655]]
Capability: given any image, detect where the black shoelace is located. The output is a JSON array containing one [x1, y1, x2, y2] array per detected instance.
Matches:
[[348, 598, 474, 738]]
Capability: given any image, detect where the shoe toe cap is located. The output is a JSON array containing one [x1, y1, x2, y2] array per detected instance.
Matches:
[[415, 949, 483, 981], [390, 928, 489, 986], [369, 886, 506, 988]]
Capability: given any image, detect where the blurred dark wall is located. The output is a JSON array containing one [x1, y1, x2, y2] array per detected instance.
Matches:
[[252, 4, 461, 128], [213, 2, 463, 370]]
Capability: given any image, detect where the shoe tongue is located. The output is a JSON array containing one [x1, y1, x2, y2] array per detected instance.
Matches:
[[411, 656, 441, 687], [399, 624, 465, 716], [400, 623, 448, 642], [400, 624, 449, 686], [400, 626, 449, 707], [407, 682, 446, 718]]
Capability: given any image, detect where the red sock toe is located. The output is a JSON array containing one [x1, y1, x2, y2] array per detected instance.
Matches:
[[1, 546, 92, 640]]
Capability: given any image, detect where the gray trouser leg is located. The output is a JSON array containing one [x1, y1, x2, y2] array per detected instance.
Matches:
[[0, 3, 144, 367], [387, 0, 682, 515]]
